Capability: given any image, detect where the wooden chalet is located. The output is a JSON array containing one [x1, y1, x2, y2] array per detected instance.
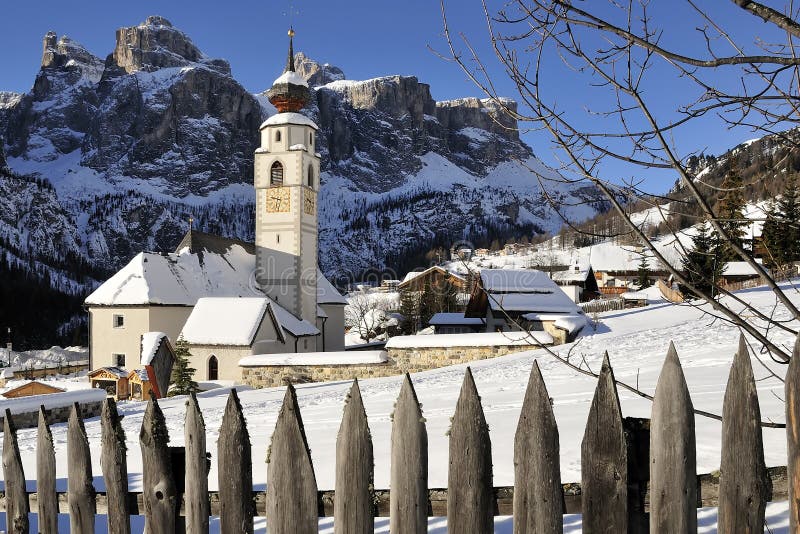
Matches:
[[464, 269, 587, 344], [399, 265, 471, 293], [88, 367, 129, 400], [1, 381, 65, 398]]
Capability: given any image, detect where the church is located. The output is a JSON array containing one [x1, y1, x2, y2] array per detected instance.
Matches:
[[85, 30, 347, 382]]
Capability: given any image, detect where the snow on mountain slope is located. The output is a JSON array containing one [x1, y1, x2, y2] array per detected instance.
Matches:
[[0, 16, 605, 320]]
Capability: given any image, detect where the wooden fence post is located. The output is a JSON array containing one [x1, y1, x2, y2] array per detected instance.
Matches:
[[2, 409, 29, 534], [718, 335, 769, 532], [185, 393, 210, 534], [37, 406, 58, 534], [68, 402, 96, 534], [513, 360, 562, 534], [140, 395, 177, 534], [390, 374, 428, 534], [101, 398, 130, 534], [581, 353, 627, 534], [650, 342, 697, 533], [266, 384, 318, 534], [787, 333, 800, 532], [447, 367, 494, 534], [335, 379, 374, 534], [218, 389, 254, 534]]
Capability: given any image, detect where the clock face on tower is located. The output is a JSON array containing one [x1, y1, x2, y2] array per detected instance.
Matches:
[[303, 187, 316, 215], [266, 187, 291, 213]]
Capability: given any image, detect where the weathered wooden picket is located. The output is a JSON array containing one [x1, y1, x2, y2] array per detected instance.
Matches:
[[0, 333, 796, 533]]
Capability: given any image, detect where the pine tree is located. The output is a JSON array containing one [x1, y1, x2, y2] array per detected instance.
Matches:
[[761, 175, 800, 269], [398, 287, 420, 334], [636, 255, 652, 290], [169, 336, 198, 396], [418, 278, 439, 327], [716, 169, 748, 261], [681, 220, 725, 299]]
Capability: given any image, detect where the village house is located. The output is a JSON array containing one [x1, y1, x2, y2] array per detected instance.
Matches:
[[549, 264, 601, 303], [464, 269, 587, 344], [84, 35, 347, 384], [427, 312, 485, 334], [399, 265, 471, 293]]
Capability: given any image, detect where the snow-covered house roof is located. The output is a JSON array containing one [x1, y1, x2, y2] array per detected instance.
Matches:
[[550, 265, 592, 284], [399, 265, 468, 288], [468, 269, 584, 317], [723, 261, 768, 277], [181, 298, 272, 346]]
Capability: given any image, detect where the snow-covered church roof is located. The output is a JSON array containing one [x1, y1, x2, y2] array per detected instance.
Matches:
[[181, 297, 271, 346], [85, 231, 340, 337]]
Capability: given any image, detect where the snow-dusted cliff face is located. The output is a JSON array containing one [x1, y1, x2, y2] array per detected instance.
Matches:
[[0, 16, 603, 296]]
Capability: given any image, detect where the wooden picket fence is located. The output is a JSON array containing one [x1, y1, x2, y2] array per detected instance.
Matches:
[[1, 334, 798, 533]]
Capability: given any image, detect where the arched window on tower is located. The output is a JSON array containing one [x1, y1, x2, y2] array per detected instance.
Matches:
[[208, 355, 218, 380], [275, 130, 282, 142], [270, 161, 284, 186], [307, 164, 314, 187], [309, 131, 314, 148]]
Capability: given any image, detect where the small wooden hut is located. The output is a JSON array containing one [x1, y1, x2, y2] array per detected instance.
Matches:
[[87, 367, 129, 400], [127, 368, 153, 401], [1, 381, 65, 398]]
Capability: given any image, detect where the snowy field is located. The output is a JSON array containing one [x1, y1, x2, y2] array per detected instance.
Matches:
[[1, 282, 797, 531]]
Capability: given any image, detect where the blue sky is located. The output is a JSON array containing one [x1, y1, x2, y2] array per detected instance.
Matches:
[[0, 1, 789, 194]]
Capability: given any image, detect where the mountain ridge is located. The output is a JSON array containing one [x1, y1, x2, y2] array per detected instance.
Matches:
[[0, 16, 606, 346]]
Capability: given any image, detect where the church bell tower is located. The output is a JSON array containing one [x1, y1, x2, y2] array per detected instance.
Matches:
[[255, 28, 320, 329]]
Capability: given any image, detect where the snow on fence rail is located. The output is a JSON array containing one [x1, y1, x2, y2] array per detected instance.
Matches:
[[1, 334, 798, 533]]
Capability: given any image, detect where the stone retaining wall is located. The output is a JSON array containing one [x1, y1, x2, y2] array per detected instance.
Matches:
[[241, 362, 399, 388], [0, 400, 102, 431], [388, 344, 533, 374], [241, 344, 533, 387]]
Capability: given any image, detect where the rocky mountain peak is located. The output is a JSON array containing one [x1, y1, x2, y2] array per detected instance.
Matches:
[[40, 32, 103, 82], [112, 15, 231, 75], [294, 52, 345, 87]]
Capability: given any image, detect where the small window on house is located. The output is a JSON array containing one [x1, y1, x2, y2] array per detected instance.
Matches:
[[113, 315, 125, 328], [307, 164, 314, 187], [276, 234, 280, 244], [208, 355, 218, 380], [270, 161, 284, 186], [275, 130, 282, 142], [114, 353, 126, 367]]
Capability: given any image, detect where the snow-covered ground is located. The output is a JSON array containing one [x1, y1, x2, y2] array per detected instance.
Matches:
[[0, 502, 792, 533], [0, 281, 796, 532]]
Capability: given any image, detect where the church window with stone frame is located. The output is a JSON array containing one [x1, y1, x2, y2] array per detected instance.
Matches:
[[307, 164, 314, 187], [275, 130, 282, 142], [270, 161, 284, 186], [309, 131, 314, 147], [208, 355, 218, 380]]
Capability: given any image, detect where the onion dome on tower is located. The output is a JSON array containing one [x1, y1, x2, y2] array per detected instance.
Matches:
[[267, 28, 311, 112]]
